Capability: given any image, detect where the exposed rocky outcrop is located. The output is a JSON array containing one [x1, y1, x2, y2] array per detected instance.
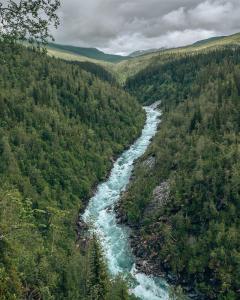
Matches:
[[76, 217, 90, 250], [142, 155, 156, 169], [144, 181, 170, 218]]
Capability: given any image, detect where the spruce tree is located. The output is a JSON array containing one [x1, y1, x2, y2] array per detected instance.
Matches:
[[87, 235, 110, 300]]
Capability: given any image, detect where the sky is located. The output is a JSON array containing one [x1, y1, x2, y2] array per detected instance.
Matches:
[[53, 0, 240, 55]]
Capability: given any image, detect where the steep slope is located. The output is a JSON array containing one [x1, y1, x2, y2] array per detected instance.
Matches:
[[120, 48, 240, 299], [0, 43, 144, 299]]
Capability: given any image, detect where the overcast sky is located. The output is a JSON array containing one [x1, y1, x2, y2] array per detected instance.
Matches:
[[53, 0, 240, 55]]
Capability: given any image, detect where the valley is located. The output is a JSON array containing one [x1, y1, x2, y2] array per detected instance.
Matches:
[[1, 27, 240, 300], [47, 32, 240, 84]]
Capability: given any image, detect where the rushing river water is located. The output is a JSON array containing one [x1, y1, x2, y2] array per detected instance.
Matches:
[[82, 103, 169, 300]]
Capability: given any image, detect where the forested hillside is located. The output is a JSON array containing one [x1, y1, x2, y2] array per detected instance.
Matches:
[[120, 48, 240, 299], [0, 43, 144, 299]]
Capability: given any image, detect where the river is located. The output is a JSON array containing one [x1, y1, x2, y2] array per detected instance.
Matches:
[[82, 102, 169, 300]]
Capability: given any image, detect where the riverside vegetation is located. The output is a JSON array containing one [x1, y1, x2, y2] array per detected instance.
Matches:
[[0, 43, 144, 299], [120, 47, 240, 299]]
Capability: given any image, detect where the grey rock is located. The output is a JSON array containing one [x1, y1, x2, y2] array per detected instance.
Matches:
[[142, 156, 156, 169], [144, 181, 170, 218]]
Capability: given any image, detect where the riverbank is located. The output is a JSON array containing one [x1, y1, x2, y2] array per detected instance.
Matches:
[[115, 133, 205, 300], [116, 197, 204, 300]]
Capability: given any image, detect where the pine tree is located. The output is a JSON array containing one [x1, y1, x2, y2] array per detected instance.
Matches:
[[87, 235, 110, 300]]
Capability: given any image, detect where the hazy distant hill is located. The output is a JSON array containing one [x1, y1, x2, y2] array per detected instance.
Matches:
[[192, 35, 226, 46], [129, 47, 166, 58]]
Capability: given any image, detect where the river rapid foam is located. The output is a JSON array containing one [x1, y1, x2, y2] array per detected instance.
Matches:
[[82, 102, 169, 300]]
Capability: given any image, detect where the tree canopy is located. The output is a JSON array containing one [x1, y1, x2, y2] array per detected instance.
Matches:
[[0, 43, 143, 299]]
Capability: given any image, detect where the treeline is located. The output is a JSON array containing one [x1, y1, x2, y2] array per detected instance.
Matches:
[[0, 43, 144, 299], [121, 48, 240, 299]]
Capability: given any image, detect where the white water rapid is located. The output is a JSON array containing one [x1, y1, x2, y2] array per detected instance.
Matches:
[[82, 102, 169, 300]]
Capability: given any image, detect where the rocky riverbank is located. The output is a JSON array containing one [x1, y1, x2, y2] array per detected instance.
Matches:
[[115, 179, 205, 300]]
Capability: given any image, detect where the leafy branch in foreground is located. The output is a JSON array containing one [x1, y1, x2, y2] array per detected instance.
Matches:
[[0, 0, 60, 44]]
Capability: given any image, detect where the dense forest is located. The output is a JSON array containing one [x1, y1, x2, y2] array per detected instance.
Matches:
[[0, 43, 144, 299], [120, 47, 240, 299]]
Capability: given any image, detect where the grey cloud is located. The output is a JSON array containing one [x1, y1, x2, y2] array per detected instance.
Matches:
[[53, 0, 240, 55]]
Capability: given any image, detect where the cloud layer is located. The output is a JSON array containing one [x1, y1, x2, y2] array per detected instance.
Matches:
[[53, 0, 240, 55]]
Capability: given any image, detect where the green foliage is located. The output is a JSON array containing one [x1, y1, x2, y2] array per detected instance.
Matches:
[[0, 42, 144, 209], [0, 43, 144, 299], [122, 48, 240, 298]]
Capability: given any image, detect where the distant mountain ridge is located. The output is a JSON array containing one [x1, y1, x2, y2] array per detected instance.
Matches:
[[47, 42, 127, 63], [48, 32, 240, 65], [192, 35, 226, 46]]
